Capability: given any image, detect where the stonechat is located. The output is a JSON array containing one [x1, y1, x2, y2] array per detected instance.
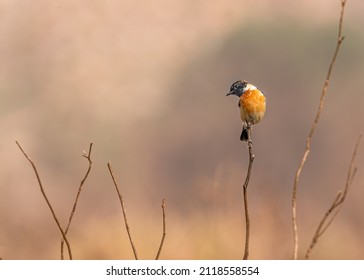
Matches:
[[226, 80, 266, 141]]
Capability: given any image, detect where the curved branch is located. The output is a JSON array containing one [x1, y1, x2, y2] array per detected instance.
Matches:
[[305, 134, 361, 259], [16, 141, 73, 260], [291, 0, 347, 260], [107, 162, 138, 260], [61, 143, 93, 259], [155, 199, 167, 260], [242, 123, 255, 260]]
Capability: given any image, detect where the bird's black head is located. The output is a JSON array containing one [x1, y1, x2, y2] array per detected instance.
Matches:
[[226, 80, 247, 97]]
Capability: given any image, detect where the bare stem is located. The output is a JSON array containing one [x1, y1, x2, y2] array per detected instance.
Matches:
[[15, 141, 73, 260], [107, 162, 138, 260], [291, 0, 347, 260], [305, 134, 361, 259], [242, 123, 255, 260], [61, 143, 93, 260], [155, 199, 167, 260]]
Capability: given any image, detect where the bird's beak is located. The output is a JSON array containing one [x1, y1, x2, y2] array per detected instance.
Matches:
[[226, 91, 233, 96]]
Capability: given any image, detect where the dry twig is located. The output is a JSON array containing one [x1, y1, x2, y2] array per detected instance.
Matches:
[[291, 0, 347, 260], [155, 199, 167, 260], [305, 134, 361, 259], [242, 123, 254, 260], [15, 141, 73, 260], [61, 143, 93, 260], [107, 162, 138, 260]]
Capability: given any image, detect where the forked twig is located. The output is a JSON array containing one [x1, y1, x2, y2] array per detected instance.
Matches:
[[318, 167, 357, 234], [242, 124, 255, 260], [15, 141, 73, 260], [291, 0, 347, 260], [107, 162, 138, 260], [305, 134, 361, 259], [61, 143, 93, 260], [155, 199, 167, 260]]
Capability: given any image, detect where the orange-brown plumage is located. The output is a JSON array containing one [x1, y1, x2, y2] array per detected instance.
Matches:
[[239, 87, 266, 125], [227, 80, 266, 141]]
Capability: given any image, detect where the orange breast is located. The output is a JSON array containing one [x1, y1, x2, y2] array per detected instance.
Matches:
[[239, 88, 266, 124]]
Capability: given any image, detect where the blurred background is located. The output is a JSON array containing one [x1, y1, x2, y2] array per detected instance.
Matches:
[[0, 0, 363, 260]]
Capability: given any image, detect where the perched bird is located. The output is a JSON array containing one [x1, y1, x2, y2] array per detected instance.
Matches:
[[226, 80, 266, 141]]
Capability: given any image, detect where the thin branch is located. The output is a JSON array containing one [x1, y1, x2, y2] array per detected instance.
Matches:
[[107, 162, 138, 260], [318, 193, 342, 235], [61, 143, 93, 260], [319, 167, 357, 234], [291, 0, 347, 260], [242, 123, 255, 260], [15, 141, 73, 260], [155, 199, 167, 260], [305, 134, 361, 259]]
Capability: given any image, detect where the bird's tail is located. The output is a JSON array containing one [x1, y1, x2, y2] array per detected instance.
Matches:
[[240, 124, 249, 142]]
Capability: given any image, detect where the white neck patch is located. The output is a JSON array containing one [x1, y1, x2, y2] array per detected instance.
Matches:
[[245, 84, 257, 91]]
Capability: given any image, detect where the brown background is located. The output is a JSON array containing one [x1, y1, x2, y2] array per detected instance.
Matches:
[[0, 0, 363, 259]]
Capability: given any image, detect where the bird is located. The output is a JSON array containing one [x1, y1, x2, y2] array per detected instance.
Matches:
[[226, 80, 266, 142]]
